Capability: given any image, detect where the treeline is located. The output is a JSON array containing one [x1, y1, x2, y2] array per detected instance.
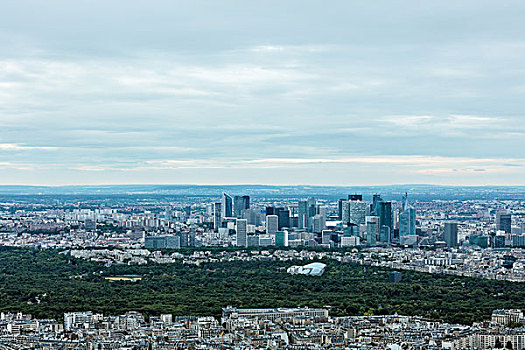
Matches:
[[0, 247, 523, 324]]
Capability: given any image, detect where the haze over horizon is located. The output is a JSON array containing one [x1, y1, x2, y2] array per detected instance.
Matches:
[[1, 0, 525, 186]]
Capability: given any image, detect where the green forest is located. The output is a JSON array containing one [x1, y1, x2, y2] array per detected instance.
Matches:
[[0, 247, 523, 325]]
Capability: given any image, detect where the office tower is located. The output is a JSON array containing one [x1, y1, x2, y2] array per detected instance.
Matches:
[[276, 207, 290, 229], [312, 214, 326, 233], [317, 205, 327, 218], [366, 222, 377, 246], [350, 200, 368, 225], [221, 193, 233, 218], [337, 199, 345, 220], [266, 206, 275, 216], [496, 211, 512, 233], [236, 219, 247, 247], [444, 221, 458, 247], [242, 208, 260, 226], [206, 203, 214, 216], [233, 195, 250, 218], [342, 201, 351, 223], [378, 201, 392, 232], [275, 231, 288, 247], [343, 223, 359, 237], [213, 202, 222, 232], [399, 208, 416, 238], [321, 230, 332, 244], [348, 194, 363, 201], [247, 235, 259, 247], [307, 198, 317, 217], [393, 209, 399, 230], [298, 198, 316, 231], [372, 194, 383, 215], [266, 215, 278, 235], [380, 225, 391, 244], [298, 200, 308, 229]]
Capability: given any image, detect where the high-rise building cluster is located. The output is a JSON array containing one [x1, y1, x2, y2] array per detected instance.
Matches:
[[207, 191, 525, 250], [1, 190, 525, 251], [210, 192, 414, 249]]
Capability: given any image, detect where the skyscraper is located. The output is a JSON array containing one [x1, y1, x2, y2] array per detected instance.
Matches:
[[496, 211, 512, 233], [372, 194, 383, 215], [366, 222, 378, 246], [399, 207, 416, 238], [378, 201, 392, 232], [233, 195, 250, 218], [236, 219, 247, 247], [221, 193, 233, 218], [297, 198, 317, 231], [444, 221, 458, 247], [342, 200, 369, 225], [213, 202, 222, 232], [321, 230, 332, 244], [276, 207, 290, 229], [349, 200, 368, 225], [266, 215, 278, 235], [242, 208, 260, 225], [337, 199, 345, 220], [379, 225, 391, 244], [298, 200, 307, 229], [312, 214, 326, 233], [342, 201, 351, 224]]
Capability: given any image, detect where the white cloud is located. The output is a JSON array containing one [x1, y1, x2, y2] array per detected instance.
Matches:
[[380, 114, 505, 130], [135, 155, 525, 171], [0, 143, 58, 150], [1, 1, 525, 185]]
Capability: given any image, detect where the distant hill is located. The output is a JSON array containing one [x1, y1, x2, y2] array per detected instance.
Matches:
[[0, 184, 524, 200]]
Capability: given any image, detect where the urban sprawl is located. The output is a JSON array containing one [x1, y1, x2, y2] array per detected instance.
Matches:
[[1, 192, 524, 348]]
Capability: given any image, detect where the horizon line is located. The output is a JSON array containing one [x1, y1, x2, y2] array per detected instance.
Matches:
[[0, 183, 525, 188]]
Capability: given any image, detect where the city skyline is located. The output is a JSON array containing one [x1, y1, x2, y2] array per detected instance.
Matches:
[[1, 1, 525, 185]]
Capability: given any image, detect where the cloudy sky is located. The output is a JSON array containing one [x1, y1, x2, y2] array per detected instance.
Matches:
[[1, 0, 524, 185]]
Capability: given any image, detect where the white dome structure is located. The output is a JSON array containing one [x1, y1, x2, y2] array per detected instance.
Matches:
[[287, 262, 326, 276]]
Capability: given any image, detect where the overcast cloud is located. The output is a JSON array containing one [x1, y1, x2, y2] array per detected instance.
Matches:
[[1, 0, 524, 185]]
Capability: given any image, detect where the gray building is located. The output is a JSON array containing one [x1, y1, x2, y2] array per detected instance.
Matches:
[[233, 195, 250, 218], [213, 202, 222, 232], [444, 221, 458, 247], [496, 211, 512, 233], [221, 193, 233, 218], [366, 222, 378, 246], [342, 200, 368, 225], [145, 235, 180, 249], [236, 219, 248, 247], [399, 207, 416, 238], [266, 215, 278, 235]]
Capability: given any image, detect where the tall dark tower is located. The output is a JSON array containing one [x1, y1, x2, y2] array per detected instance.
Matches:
[[378, 201, 392, 232]]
